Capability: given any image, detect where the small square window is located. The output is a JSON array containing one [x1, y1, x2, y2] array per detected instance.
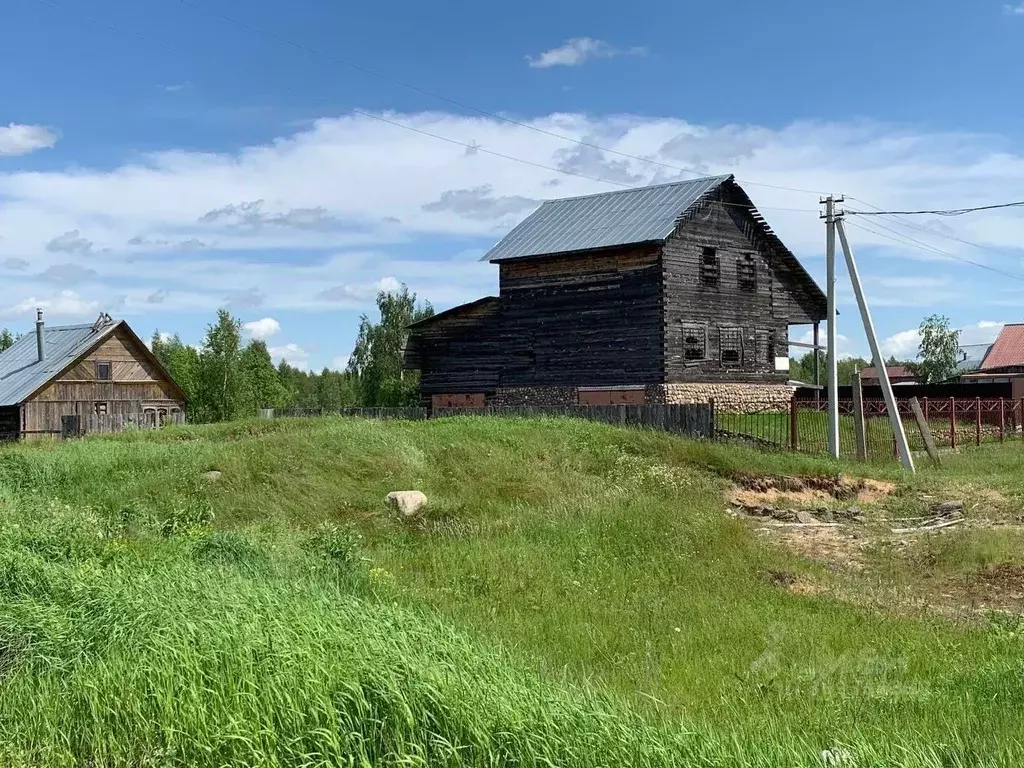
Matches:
[[738, 253, 757, 292], [94, 402, 108, 416], [699, 247, 720, 287], [682, 324, 706, 361], [95, 361, 111, 381], [720, 328, 742, 365]]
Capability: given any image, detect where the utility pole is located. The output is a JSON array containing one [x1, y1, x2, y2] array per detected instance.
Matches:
[[821, 195, 841, 458], [835, 216, 915, 472]]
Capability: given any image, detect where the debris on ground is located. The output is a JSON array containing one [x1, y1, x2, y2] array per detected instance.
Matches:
[[890, 500, 965, 534]]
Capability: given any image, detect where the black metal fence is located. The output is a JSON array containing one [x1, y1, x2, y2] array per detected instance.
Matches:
[[260, 404, 714, 439]]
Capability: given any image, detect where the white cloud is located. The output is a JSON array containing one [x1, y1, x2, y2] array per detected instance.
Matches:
[[879, 321, 1005, 360], [0, 123, 59, 157], [243, 317, 281, 340], [163, 81, 191, 92], [1004, 3, 1024, 15], [5, 290, 101, 319], [269, 342, 309, 368], [526, 38, 648, 68]]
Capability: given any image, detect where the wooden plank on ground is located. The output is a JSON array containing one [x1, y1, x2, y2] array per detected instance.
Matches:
[[909, 397, 941, 467]]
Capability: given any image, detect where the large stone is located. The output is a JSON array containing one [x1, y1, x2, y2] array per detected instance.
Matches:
[[200, 470, 222, 482], [796, 510, 818, 525], [386, 491, 428, 520]]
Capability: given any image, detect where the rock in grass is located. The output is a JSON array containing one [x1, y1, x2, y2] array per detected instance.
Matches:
[[386, 491, 427, 520], [201, 470, 223, 482], [796, 510, 818, 525]]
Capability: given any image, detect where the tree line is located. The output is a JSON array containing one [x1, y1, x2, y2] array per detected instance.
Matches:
[[0, 284, 433, 422]]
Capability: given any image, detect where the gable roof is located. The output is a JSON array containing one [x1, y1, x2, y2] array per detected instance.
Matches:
[[407, 296, 500, 330], [980, 324, 1024, 370], [483, 175, 731, 263], [956, 342, 993, 374], [0, 319, 186, 406]]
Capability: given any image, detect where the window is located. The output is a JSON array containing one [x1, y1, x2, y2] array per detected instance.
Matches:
[[738, 253, 757, 292], [95, 361, 111, 381], [681, 324, 706, 361], [94, 402, 108, 416], [753, 330, 775, 366], [699, 247, 720, 287], [720, 327, 742, 365]]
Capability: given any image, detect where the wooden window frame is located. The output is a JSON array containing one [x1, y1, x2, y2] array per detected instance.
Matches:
[[719, 327, 743, 366], [681, 324, 707, 362], [94, 402, 108, 416], [753, 329, 775, 366], [699, 247, 720, 288], [738, 253, 757, 293], [95, 361, 112, 381]]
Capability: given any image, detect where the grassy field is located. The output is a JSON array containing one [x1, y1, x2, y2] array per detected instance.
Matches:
[[0, 415, 1022, 766]]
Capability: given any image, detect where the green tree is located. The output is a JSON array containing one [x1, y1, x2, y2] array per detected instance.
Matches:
[[195, 310, 244, 422], [912, 314, 960, 384], [348, 284, 433, 406], [0, 328, 14, 353], [239, 339, 286, 415]]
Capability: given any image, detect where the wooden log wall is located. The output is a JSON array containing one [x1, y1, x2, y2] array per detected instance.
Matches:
[[498, 246, 664, 388], [662, 184, 816, 384], [409, 299, 504, 396]]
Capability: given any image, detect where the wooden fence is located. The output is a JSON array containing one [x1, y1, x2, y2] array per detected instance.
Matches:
[[76, 410, 187, 436], [259, 404, 714, 439]]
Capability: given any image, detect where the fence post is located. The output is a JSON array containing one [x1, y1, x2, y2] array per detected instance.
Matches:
[[1000, 398, 1006, 442], [976, 397, 982, 447], [909, 397, 941, 466], [789, 395, 799, 452], [923, 396, 929, 423], [708, 398, 716, 441], [949, 397, 957, 450], [851, 373, 867, 461]]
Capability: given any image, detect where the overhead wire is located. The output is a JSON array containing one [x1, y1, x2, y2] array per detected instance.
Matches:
[[844, 200, 1024, 217], [168, 0, 828, 197], [24, 0, 820, 214]]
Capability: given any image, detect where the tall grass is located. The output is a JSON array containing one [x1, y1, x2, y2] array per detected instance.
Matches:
[[0, 416, 1021, 765]]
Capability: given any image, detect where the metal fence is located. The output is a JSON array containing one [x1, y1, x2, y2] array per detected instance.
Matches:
[[718, 396, 1024, 461], [260, 404, 714, 439]]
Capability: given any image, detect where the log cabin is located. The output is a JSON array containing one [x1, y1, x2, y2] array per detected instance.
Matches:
[[404, 175, 827, 411], [0, 311, 187, 439]]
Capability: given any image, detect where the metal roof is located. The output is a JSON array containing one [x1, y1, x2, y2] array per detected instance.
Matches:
[[483, 175, 732, 262], [956, 343, 993, 374], [0, 321, 119, 406]]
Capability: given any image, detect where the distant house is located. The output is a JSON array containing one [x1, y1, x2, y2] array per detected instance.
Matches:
[[405, 175, 827, 410], [859, 365, 919, 387], [960, 323, 1024, 398], [0, 311, 187, 440]]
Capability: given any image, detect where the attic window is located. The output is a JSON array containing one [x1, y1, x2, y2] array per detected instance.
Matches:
[[699, 247, 720, 287], [95, 361, 111, 381], [720, 328, 742, 365], [682, 325, 706, 361], [738, 253, 757, 292]]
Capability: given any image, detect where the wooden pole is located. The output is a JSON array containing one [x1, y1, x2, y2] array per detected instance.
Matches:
[[1000, 398, 1006, 442], [909, 397, 941, 466], [851, 367, 867, 461], [790, 395, 799, 452], [950, 397, 957, 450], [976, 397, 982, 446]]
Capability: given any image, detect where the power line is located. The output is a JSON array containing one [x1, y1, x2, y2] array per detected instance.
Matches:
[[842, 218, 1024, 282], [169, 0, 827, 198], [845, 200, 1024, 217], [846, 195, 1024, 259], [25, 0, 820, 215]]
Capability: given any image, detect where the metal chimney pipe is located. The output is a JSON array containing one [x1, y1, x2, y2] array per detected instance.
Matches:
[[35, 308, 45, 363]]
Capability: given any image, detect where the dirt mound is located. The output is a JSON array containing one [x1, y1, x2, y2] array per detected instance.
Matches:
[[731, 474, 894, 509]]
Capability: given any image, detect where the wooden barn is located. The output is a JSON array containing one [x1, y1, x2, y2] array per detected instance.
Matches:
[[0, 311, 187, 439], [404, 175, 827, 411]]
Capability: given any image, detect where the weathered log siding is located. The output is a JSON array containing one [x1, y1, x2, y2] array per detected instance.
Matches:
[[663, 187, 812, 383], [498, 246, 663, 387], [411, 300, 503, 397], [0, 406, 18, 439], [21, 325, 185, 436]]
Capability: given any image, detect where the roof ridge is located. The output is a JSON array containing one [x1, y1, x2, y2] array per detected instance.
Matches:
[[537, 174, 733, 205]]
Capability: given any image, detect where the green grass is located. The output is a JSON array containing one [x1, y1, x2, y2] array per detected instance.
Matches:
[[0, 416, 1022, 766]]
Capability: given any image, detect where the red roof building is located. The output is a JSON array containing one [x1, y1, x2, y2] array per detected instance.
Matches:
[[978, 323, 1024, 371], [859, 365, 919, 386]]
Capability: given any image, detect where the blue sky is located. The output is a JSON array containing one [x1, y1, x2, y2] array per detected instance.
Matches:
[[3, 0, 1024, 368]]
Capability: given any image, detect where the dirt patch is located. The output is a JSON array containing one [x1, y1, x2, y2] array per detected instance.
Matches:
[[758, 524, 868, 572], [731, 474, 895, 508], [963, 563, 1024, 607], [762, 569, 823, 596]]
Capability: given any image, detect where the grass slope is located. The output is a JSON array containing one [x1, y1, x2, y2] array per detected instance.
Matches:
[[0, 416, 1021, 766]]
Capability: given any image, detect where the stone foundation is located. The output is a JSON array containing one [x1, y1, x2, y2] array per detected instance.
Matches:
[[490, 383, 793, 412], [490, 387, 578, 406], [648, 383, 793, 413]]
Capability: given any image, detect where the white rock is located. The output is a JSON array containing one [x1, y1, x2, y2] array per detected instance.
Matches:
[[385, 491, 428, 520], [201, 470, 222, 482]]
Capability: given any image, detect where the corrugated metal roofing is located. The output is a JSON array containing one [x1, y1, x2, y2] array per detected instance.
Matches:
[[483, 175, 732, 262], [0, 322, 117, 406], [956, 343, 993, 374], [980, 324, 1024, 370]]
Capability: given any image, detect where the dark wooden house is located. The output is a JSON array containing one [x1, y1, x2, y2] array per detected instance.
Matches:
[[0, 311, 187, 439], [405, 175, 827, 410]]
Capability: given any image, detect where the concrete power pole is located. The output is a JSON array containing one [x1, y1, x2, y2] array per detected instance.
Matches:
[[821, 195, 841, 458]]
